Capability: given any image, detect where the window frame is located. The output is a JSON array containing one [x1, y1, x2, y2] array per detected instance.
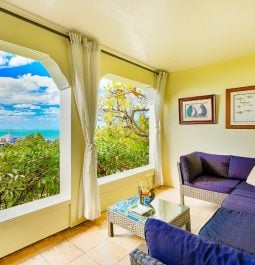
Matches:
[[0, 41, 71, 222], [97, 74, 156, 182]]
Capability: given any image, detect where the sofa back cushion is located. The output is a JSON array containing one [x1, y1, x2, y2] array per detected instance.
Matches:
[[180, 152, 203, 183], [145, 218, 255, 265], [228, 155, 255, 180], [197, 152, 230, 177]]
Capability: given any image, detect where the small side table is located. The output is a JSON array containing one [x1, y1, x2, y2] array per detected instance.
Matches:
[[107, 196, 191, 238]]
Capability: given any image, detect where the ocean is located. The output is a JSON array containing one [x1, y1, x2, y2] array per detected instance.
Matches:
[[0, 129, 59, 141]]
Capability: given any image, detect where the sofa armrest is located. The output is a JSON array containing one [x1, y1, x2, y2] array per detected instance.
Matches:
[[129, 249, 166, 265], [180, 152, 203, 183]]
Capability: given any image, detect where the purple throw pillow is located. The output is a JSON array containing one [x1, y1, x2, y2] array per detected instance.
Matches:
[[180, 152, 203, 183], [197, 152, 230, 177], [228, 155, 255, 180]]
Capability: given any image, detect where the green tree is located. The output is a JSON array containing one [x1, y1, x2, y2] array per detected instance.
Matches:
[[96, 80, 149, 177], [0, 133, 59, 209]]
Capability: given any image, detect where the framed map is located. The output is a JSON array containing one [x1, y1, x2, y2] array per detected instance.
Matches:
[[226, 86, 255, 129], [178, 94, 216, 124]]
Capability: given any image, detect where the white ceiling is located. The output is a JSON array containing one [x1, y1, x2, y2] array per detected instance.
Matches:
[[2, 0, 255, 72]]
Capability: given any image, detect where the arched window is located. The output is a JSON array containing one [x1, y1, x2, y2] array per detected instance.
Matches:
[[0, 42, 70, 221], [96, 74, 155, 178]]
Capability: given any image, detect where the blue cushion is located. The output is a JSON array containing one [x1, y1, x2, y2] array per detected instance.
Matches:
[[222, 189, 255, 214], [180, 152, 203, 183], [235, 181, 255, 193], [145, 218, 255, 265], [187, 175, 240, 194], [197, 152, 230, 177], [228, 155, 255, 180], [200, 207, 255, 254]]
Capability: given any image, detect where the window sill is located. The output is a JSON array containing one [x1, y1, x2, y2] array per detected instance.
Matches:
[[98, 164, 155, 186], [0, 194, 71, 223]]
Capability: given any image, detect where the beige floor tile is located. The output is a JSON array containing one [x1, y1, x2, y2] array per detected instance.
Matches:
[[190, 210, 209, 232], [94, 211, 107, 225], [19, 254, 49, 265], [67, 254, 98, 265], [116, 255, 131, 265], [40, 240, 83, 265], [92, 222, 109, 238], [86, 240, 129, 265], [63, 223, 92, 239], [111, 224, 134, 236], [104, 223, 134, 239], [156, 187, 180, 204], [68, 229, 107, 253], [34, 232, 66, 252], [109, 233, 143, 252], [1, 246, 38, 265], [190, 203, 218, 232]]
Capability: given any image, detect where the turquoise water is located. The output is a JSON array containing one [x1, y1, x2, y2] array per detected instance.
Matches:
[[0, 129, 59, 140]]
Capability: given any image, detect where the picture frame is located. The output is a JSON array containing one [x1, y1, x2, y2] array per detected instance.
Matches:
[[226, 85, 255, 129], [178, 94, 216, 125]]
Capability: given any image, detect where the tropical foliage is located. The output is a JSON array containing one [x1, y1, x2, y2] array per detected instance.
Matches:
[[0, 80, 149, 209], [0, 133, 59, 210], [96, 80, 149, 177]]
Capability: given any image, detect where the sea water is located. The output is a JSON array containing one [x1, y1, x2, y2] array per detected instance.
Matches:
[[0, 129, 59, 141]]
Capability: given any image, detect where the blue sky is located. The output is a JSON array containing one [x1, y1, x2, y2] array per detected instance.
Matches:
[[0, 50, 60, 130]]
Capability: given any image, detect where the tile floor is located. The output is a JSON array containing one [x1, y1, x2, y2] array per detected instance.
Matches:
[[0, 187, 219, 265]]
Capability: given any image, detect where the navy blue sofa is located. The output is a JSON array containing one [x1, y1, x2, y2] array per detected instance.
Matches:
[[179, 152, 255, 254], [130, 218, 255, 265], [130, 152, 255, 264], [179, 152, 255, 205]]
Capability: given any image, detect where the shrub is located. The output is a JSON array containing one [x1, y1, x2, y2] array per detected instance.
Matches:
[[0, 133, 59, 209]]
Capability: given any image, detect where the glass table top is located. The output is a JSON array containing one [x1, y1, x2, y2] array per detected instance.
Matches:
[[108, 196, 189, 224]]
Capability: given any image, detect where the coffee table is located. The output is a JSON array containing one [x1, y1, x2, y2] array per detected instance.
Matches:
[[107, 196, 191, 238]]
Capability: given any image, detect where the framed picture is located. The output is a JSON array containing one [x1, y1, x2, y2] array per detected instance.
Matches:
[[226, 85, 255, 129], [178, 94, 216, 124]]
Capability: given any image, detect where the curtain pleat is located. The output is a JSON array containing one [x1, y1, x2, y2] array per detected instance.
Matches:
[[69, 32, 101, 220], [154, 71, 168, 186]]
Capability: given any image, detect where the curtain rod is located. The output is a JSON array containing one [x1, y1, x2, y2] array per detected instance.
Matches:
[[0, 7, 159, 74]]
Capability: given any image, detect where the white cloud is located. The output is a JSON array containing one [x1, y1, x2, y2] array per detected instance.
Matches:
[[0, 115, 25, 122], [13, 104, 41, 110], [37, 116, 58, 121], [0, 74, 60, 105], [0, 51, 34, 68], [0, 108, 36, 116], [42, 107, 60, 116], [8, 56, 33, 67]]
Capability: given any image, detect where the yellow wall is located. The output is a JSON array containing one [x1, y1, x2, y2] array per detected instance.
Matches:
[[0, 12, 70, 81], [101, 52, 156, 87], [0, 202, 70, 257], [99, 168, 155, 212], [0, 11, 156, 257], [163, 54, 255, 187]]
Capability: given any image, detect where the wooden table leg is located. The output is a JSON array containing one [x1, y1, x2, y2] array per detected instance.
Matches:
[[108, 221, 114, 237]]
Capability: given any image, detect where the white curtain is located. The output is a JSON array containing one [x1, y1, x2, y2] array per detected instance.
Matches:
[[69, 32, 101, 220], [154, 71, 168, 186]]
